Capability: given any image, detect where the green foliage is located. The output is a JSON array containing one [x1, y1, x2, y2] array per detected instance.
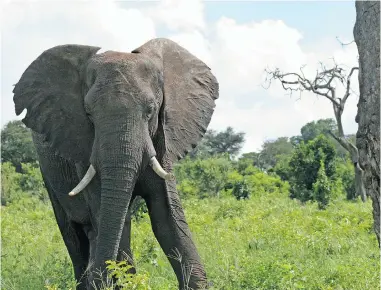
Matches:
[[1, 199, 77, 290], [175, 155, 289, 200], [336, 157, 357, 200], [1, 120, 38, 172], [244, 170, 289, 197], [1, 162, 48, 205], [103, 260, 151, 290], [190, 127, 245, 159], [313, 158, 331, 209], [1, 162, 23, 205], [288, 135, 337, 205], [231, 179, 250, 200], [175, 155, 234, 198], [245, 137, 294, 171], [293, 118, 355, 159], [272, 154, 292, 181], [300, 119, 337, 142], [19, 163, 49, 202]]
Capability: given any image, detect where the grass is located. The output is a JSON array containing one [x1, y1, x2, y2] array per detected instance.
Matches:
[[1, 193, 379, 289]]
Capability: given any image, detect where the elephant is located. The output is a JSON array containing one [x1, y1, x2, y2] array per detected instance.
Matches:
[[12, 38, 219, 290]]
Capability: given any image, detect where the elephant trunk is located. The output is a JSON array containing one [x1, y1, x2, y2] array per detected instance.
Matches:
[[93, 122, 145, 275]]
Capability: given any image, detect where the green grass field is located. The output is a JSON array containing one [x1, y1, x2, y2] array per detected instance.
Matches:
[[1, 193, 379, 290]]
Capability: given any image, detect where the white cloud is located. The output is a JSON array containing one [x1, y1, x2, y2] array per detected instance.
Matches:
[[1, 0, 359, 154], [147, 0, 205, 32]]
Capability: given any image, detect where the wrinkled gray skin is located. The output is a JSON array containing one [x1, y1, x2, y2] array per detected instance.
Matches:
[[13, 38, 219, 290]]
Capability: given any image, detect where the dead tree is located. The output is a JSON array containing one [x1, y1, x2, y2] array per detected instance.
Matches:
[[353, 0, 380, 246], [265, 63, 366, 202]]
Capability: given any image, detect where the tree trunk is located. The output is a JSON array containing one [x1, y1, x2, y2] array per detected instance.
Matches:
[[353, 0, 380, 246]]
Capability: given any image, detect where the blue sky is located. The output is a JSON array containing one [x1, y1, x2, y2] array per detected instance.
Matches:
[[1, 1, 359, 153], [205, 1, 356, 45]]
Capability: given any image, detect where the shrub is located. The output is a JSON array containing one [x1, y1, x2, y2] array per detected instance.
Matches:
[[231, 179, 250, 200], [19, 163, 48, 203], [174, 155, 234, 198], [288, 135, 337, 205], [1, 162, 23, 205], [1, 162, 48, 205], [313, 158, 331, 209]]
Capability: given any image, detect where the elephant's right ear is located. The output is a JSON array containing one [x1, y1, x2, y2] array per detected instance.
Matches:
[[13, 44, 100, 162]]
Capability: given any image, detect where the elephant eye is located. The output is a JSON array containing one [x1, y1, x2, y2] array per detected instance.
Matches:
[[145, 102, 155, 119]]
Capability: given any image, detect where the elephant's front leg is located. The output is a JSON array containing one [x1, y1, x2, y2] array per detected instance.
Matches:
[[140, 170, 208, 290], [43, 181, 90, 290]]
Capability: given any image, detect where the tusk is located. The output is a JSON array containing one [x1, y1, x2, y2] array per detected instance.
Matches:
[[68, 165, 96, 196], [149, 157, 174, 180]]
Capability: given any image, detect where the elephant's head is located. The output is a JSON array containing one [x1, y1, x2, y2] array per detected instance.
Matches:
[[13, 38, 218, 271]]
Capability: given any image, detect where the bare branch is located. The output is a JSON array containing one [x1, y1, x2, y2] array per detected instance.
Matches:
[[336, 36, 356, 47], [342, 67, 359, 105]]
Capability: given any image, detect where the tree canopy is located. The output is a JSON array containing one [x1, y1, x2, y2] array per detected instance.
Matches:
[[1, 121, 38, 172], [190, 126, 245, 159]]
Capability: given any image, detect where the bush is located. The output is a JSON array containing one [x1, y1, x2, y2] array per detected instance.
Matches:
[[174, 155, 235, 198], [19, 163, 48, 203], [288, 135, 337, 205], [1, 162, 23, 205], [231, 179, 250, 200], [1, 162, 48, 205], [175, 155, 290, 200], [313, 158, 331, 209]]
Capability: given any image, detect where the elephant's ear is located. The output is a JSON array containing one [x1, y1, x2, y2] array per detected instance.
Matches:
[[13, 44, 100, 162], [132, 38, 219, 161]]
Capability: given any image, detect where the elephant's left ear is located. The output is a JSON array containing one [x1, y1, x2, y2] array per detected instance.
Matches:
[[13, 44, 101, 162], [132, 38, 219, 162]]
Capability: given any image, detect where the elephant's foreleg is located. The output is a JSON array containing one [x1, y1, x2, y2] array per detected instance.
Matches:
[[140, 172, 208, 290], [44, 182, 90, 290]]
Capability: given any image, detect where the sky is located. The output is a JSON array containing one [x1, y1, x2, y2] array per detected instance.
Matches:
[[1, 0, 359, 153]]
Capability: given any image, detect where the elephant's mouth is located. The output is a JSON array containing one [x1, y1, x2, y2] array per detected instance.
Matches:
[[68, 156, 173, 196]]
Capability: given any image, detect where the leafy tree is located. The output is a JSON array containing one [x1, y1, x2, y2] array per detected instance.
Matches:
[[272, 154, 292, 181], [238, 137, 293, 172], [288, 135, 337, 204], [1, 120, 38, 172], [191, 127, 245, 159], [300, 119, 337, 142], [258, 137, 293, 170], [295, 118, 355, 159]]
